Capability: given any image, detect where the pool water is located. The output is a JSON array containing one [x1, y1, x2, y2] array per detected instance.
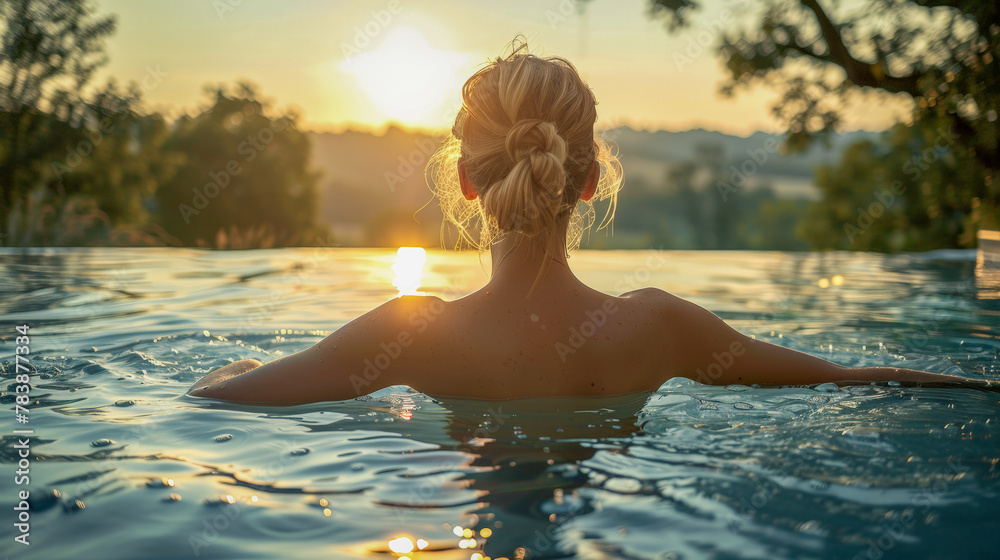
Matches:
[[1, 248, 998, 560]]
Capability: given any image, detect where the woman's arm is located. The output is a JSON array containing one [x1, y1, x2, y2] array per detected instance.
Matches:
[[186, 340, 363, 403], [186, 296, 430, 403], [659, 291, 973, 387]]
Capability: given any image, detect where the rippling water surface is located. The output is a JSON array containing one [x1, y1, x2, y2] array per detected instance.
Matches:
[[1, 248, 998, 559]]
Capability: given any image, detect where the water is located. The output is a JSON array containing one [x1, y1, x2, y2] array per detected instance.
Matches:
[[1, 248, 998, 559]]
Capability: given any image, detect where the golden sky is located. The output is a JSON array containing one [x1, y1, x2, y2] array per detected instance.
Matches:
[[95, 0, 913, 136]]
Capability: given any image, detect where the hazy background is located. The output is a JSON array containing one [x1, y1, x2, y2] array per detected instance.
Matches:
[[1, 0, 996, 251]]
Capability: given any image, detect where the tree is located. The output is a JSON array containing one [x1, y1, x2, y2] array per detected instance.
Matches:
[[51, 81, 180, 226], [664, 142, 745, 249], [642, 0, 999, 249], [154, 84, 327, 247], [0, 0, 117, 236], [799, 120, 990, 250]]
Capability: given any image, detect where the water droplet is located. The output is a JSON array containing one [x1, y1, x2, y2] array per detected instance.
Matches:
[[115, 399, 135, 407], [90, 439, 115, 448], [796, 520, 827, 535], [733, 402, 754, 410], [213, 434, 233, 443], [204, 495, 237, 506], [290, 448, 310, 456], [63, 499, 86, 512]]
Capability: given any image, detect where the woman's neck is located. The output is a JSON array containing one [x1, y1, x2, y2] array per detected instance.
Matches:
[[485, 227, 582, 296]]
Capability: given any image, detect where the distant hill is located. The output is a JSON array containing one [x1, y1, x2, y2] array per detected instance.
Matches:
[[606, 127, 877, 199], [309, 126, 446, 247], [307, 126, 877, 248]]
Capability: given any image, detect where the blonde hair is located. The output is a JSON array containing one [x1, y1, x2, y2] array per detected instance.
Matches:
[[426, 41, 622, 296]]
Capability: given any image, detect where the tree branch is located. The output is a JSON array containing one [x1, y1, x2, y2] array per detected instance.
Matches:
[[799, 0, 922, 95], [774, 38, 832, 64]]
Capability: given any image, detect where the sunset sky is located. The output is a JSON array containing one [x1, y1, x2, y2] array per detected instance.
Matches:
[[95, 0, 913, 136]]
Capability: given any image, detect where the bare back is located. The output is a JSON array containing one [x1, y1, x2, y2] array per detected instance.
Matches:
[[188, 280, 979, 404], [368, 287, 666, 399]]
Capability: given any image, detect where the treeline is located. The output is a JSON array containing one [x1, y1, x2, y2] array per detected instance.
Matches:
[[3, 0, 997, 252], [0, 0, 326, 248]]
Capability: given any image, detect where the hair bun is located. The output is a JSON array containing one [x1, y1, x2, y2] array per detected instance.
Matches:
[[504, 120, 567, 166], [430, 48, 623, 297]]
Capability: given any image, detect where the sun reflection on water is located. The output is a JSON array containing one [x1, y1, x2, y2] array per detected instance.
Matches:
[[393, 247, 426, 296], [368, 517, 522, 560]]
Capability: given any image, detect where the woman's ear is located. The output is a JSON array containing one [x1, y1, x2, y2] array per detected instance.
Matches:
[[458, 160, 477, 201], [580, 161, 599, 202]]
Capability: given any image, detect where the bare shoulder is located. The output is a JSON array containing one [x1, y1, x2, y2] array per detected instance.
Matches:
[[618, 287, 705, 317], [338, 294, 444, 328], [616, 286, 725, 337], [612, 287, 741, 385], [318, 294, 445, 351]]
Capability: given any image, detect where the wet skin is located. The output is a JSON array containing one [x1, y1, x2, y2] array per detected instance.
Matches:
[[189, 163, 982, 404]]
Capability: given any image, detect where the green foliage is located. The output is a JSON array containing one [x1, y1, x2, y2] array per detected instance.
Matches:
[[749, 198, 811, 251], [4, 184, 179, 247], [0, 0, 327, 248], [800, 118, 998, 250], [644, 0, 999, 250], [153, 84, 327, 247], [49, 82, 181, 227], [4, 185, 109, 246], [0, 0, 118, 235]]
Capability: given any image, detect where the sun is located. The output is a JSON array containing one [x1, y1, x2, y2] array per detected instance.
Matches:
[[342, 27, 469, 127]]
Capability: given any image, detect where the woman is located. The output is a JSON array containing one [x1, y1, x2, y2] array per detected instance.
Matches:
[[189, 46, 972, 403]]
